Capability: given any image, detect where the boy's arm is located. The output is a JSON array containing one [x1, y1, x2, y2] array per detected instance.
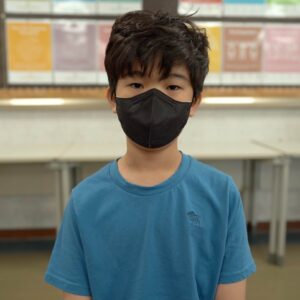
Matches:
[[215, 279, 247, 300], [63, 292, 92, 300]]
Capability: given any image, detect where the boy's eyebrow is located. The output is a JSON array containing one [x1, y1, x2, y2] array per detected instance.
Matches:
[[127, 71, 189, 82], [168, 73, 189, 82]]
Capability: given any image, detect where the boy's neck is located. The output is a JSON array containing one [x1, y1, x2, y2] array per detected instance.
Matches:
[[120, 138, 182, 173]]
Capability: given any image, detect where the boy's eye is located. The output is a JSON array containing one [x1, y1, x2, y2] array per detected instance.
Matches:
[[129, 83, 143, 89], [168, 85, 181, 91]]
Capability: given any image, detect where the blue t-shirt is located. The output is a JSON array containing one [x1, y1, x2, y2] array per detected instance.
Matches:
[[44, 152, 256, 300]]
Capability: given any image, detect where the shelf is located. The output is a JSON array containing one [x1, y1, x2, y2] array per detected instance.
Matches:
[[0, 87, 300, 110], [1, 86, 300, 99], [0, 87, 107, 99]]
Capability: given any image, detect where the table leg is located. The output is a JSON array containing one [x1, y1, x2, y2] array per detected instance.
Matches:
[[276, 157, 290, 266], [48, 162, 63, 233], [268, 158, 280, 264], [268, 157, 290, 266], [53, 167, 63, 232], [242, 159, 256, 241], [61, 162, 73, 209], [49, 161, 77, 233]]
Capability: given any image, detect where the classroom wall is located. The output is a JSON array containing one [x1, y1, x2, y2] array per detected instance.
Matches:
[[0, 105, 299, 230]]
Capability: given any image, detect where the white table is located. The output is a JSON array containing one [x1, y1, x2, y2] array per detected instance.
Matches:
[[180, 141, 278, 160], [252, 140, 300, 266], [0, 143, 71, 230], [1, 141, 288, 266], [0, 144, 69, 163], [55, 142, 124, 211]]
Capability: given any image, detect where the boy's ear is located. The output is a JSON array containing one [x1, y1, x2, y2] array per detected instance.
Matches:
[[189, 93, 202, 117], [106, 87, 116, 113]]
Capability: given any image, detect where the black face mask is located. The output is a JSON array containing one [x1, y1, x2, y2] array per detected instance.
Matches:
[[115, 88, 192, 149]]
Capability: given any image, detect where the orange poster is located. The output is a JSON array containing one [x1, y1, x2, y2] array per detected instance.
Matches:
[[205, 25, 222, 73], [197, 22, 222, 84], [7, 20, 52, 71]]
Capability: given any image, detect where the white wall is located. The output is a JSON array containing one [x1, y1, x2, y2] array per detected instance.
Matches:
[[0, 106, 299, 229]]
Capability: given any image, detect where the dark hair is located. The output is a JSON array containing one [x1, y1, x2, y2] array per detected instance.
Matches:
[[104, 10, 210, 103]]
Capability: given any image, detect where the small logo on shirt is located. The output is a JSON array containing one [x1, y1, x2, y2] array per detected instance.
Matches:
[[187, 211, 201, 227]]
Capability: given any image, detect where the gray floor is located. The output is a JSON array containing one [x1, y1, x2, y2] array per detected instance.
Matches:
[[0, 243, 299, 300]]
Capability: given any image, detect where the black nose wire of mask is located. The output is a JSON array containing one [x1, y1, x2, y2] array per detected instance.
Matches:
[[115, 88, 193, 105]]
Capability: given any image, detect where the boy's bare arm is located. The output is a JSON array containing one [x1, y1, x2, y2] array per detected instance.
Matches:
[[63, 292, 92, 300], [215, 279, 247, 300]]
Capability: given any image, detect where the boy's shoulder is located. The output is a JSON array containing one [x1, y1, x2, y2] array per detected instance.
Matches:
[[188, 154, 232, 184], [71, 160, 114, 203], [187, 155, 239, 205], [186, 154, 239, 198]]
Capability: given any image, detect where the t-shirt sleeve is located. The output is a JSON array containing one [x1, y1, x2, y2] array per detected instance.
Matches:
[[218, 177, 257, 284], [44, 195, 92, 296]]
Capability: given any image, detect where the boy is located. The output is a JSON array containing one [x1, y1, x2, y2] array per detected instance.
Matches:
[[44, 10, 256, 300]]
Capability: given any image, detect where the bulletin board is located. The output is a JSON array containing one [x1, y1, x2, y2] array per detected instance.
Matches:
[[201, 22, 300, 86], [5, 19, 114, 85], [178, 0, 222, 16], [1, 0, 300, 90], [4, 19, 300, 86], [4, 0, 142, 14], [178, 0, 300, 17]]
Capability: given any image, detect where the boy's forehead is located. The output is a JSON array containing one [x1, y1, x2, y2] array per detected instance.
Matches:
[[124, 60, 190, 80]]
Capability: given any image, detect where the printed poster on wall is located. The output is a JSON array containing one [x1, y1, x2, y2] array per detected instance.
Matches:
[[98, 21, 113, 85], [5, 0, 28, 13], [6, 19, 52, 84], [262, 24, 300, 85], [198, 22, 222, 85], [5, 0, 51, 13], [28, 0, 52, 13], [222, 23, 263, 85], [265, 0, 300, 17], [223, 0, 265, 17], [178, 0, 222, 17], [53, 0, 98, 14], [98, 0, 142, 15], [53, 20, 98, 84]]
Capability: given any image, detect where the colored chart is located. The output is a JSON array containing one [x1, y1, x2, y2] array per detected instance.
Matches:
[[222, 24, 263, 85], [268, 0, 300, 3], [178, 0, 222, 16], [5, 0, 142, 14], [223, 0, 265, 16], [28, 0, 52, 12], [6, 20, 52, 84], [98, 0, 142, 15], [4, 0, 300, 17], [53, 0, 98, 14], [177, 0, 300, 16], [5, 1, 27, 13], [262, 25, 300, 84], [98, 21, 113, 84], [5, 0, 52, 13], [266, 0, 300, 16], [52, 21, 98, 84]]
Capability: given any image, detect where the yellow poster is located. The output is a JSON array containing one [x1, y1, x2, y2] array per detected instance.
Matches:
[[205, 25, 222, 73], [7, 21, 52, 71]]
